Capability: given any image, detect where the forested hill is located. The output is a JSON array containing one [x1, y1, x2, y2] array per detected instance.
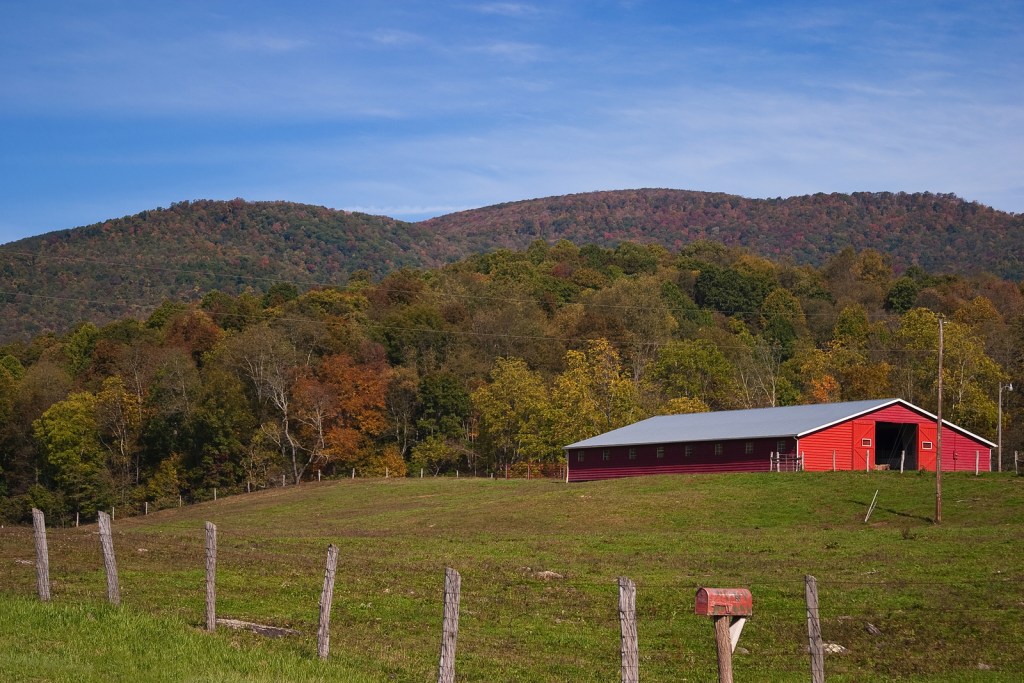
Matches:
[[421, 190, 1024, 277], [0, 200, 441, 340], [1, 190, 1021, 340]]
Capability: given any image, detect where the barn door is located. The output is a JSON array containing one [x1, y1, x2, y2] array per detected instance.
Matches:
[[852, 420, 875, 471], [918, 423, 936, 471]]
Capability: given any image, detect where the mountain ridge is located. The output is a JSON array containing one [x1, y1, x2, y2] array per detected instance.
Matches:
[[1, 189, 1021, 341]]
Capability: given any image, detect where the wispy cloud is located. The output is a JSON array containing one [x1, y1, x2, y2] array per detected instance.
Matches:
[[369, 29, 424, 47], [472, 40, 544, 63], [471, 3, 541, 17]]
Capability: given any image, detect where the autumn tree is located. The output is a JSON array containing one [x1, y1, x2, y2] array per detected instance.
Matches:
[[549, 339, 644, 448], [472, 357, 551, 470]]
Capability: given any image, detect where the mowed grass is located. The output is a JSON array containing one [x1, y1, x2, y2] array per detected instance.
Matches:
[[2, 471, 1023, 682]]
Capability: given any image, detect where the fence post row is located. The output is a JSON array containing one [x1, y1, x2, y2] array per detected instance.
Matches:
[[31, 508, 51, 602], [437, 567, 461, 683], [205, 521, 217, 632], [317, 544, 340, 660], [618, 577, 639, 683], [805, 575, 825, 683], [97, 511, 120, 606]]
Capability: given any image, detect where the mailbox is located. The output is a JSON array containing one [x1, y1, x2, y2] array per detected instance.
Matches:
[[695, 587, 753, 680], [694, 588, 753, 617]]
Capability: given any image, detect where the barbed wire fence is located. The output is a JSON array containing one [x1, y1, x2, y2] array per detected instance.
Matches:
[[9, 507, 1024, 681]]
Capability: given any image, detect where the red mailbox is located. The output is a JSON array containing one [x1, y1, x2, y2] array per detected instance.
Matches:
[[695, 587, 753, 682], [695, 588, 753, 617]]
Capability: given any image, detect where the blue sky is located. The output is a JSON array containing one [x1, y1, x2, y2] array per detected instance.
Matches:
[[1, 1, 1021, 243]]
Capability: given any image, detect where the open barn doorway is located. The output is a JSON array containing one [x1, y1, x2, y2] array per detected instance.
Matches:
[[876, 422, 917, 470]]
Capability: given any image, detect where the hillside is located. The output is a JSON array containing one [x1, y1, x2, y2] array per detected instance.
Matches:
[[0, 200, 442, 340], [422, 189, 1024, 276], [2, 474, 1023, 681], [1, 190, 1021, 340]]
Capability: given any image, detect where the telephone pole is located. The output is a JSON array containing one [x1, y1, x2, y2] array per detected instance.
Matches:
[[936, 316, 944, 524]]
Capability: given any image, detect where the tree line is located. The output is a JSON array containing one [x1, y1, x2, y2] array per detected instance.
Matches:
[[1, 239, 1020, 523]]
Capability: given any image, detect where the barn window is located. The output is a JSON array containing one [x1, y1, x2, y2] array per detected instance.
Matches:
[[577, 451, 585, 462], [628, 447, 637, 460], [684, 445, 693, 457], [714, 443, 723, 456], [602, 449, 610, 461], [656, 446, 665, 459], [777, 440, 787, 453], [922, 441, 933, 450], [861, 438, 872, 447], [745, 441, 754, 454]]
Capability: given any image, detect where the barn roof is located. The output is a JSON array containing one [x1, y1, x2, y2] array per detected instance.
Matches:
[[563, 398, 996, 449]]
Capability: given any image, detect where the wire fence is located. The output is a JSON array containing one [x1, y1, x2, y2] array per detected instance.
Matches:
[[6, 508, 1024, 681]]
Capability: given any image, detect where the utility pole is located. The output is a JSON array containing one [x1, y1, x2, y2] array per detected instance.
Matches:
[[998, 382, 1013, 472], [936, 316, 944, 524]]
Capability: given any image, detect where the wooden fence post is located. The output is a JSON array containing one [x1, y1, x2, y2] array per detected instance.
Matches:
[[618, 577, 638, 683], [437, 567, 461, 683], [805, 574, 825, 683], [900, 450, 906, 473], [31, 508, 51, 602], [317, 544, 339, 660], [205, 521, 217, 632], [97, 511, 120, 606]]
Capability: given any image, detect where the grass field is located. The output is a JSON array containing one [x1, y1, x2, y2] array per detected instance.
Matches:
[[2, 471, 1023, 682]]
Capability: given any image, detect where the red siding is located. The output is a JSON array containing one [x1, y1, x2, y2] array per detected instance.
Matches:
[[799, 403, 990, 473], [945, 431, 990, 472], [800, 421, 851, 471]]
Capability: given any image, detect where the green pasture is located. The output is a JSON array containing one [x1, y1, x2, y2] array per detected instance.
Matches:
[[2, 471, 1023, 681]]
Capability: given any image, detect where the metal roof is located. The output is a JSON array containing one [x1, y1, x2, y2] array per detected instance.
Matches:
[[563, 398, 996, 449]]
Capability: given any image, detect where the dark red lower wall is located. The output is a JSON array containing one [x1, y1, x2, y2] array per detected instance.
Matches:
[[567, 438, 791, 482]]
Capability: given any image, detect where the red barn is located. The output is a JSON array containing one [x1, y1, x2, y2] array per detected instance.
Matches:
[[564, 398, 994, 482]]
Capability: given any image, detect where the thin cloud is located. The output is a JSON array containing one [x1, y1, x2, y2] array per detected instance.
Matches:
[[471, 3, 541, 17], [369, 29, 424, 47], [472, 40, 545, 63]]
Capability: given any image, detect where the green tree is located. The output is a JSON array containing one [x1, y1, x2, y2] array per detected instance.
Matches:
[[694, 264, 773, 316], [416, 373, 471, 439], [885, 277, 922, 313], [34, 391, 112, 517], [648, 339, 736, 410]]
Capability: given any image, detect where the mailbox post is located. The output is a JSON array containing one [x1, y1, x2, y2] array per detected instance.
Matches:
[[695, 588, 752, 683]]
